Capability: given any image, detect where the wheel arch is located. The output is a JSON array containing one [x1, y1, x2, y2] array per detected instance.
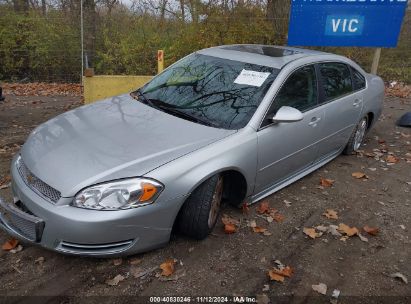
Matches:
[[171, 167, 249, 232], [366, 112, 374, 129], [185, 167, 249, 207]]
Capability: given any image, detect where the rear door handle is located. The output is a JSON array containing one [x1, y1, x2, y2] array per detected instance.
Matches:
[[353, 98, 363, 107], [308, 117, 321, 127]]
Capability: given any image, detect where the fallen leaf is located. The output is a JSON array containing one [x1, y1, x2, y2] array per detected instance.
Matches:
[[269, 266, 294, 278], [352, 172, 368, 179], [222, 215, 239, 233], [268, 270, 285, 282], [323, 209, 338, 219], [332, 289, 341, 299], [159, 269, 186, 281], [338, 223, 359, 236], [358, 233, 369, 242], [284, 200, 292, 207], [0, 175, 11, 187], [252, 226, 267, 233], [340, 235, 349, 242], [274, 260, 285, 268], [106, 274, 125, 286], [312, 283, 327, 295], [263, 230, 272, 236], [160, 258, 176, 277], [315, 225, 328, 232], [327, 225, 342, 237], [247, 220, 257, 228], [129, 258, 142, 265], [242, 202, 250, 215], [2, 238, 19, 251], [363, 225, 379, 236], [131, 266, 157, 279], [34, 257, 45, 264], [303, 227, 322, 239], [224, 223, 237, 234], [112, 258, 123, 266], [3, 82, 82, 97], [268, 208, 278, 218], [256, 201, 270, 214], [389, 272, 408, 284], [386, 155, 399, 163], [130, 266, 144, 278], [221, 215, 239, 226], [320, 178, 334, 187], [272, 213, 285, 223], [10, 245, 23, 253], [0, 183, 10, 190]]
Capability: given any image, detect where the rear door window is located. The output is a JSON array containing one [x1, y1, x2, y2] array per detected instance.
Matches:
[[351, 67, 366, 90], [319, 63, 353, 101]]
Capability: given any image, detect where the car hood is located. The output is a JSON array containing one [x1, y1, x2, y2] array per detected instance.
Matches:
[[21, 94, 236, 197]]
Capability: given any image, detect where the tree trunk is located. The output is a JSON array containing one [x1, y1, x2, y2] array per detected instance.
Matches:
[[13, 0, 29, 12], [179, 0, 185, 22], [83, 0, 97, 68], [41, 0, 46, 15]]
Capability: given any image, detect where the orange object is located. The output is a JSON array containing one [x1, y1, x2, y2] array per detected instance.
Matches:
[[139, 183, 157, 202]]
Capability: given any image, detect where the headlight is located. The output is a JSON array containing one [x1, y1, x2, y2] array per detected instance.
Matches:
[[72, 178, 163, 210]]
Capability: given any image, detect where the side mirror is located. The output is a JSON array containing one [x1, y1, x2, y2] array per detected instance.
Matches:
[[270, 106, 303, 123]]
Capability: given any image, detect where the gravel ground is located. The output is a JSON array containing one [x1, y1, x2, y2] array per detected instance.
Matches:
[[0, 94, 410, 303]]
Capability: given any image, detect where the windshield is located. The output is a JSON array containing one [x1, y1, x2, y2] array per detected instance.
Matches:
[[138, 53, 279, 130]]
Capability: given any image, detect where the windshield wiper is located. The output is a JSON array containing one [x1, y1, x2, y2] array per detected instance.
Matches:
[[130, 89, 152, 106], [154, 103, 217, 128], [131, 90, 217, 128]]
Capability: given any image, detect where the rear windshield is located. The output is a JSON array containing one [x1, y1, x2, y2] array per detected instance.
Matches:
[[140, 53, 279, 129]]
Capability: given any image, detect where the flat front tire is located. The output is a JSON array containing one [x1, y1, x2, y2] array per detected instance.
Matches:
[[343, 116, 368, 155], [177, 175, 223, 240]]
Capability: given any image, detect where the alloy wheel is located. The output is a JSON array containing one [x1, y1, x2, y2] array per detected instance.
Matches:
[[353, 118, 368, 151]]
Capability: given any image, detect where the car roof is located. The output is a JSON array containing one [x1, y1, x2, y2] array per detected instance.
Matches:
[[198, 44, 331, 69]]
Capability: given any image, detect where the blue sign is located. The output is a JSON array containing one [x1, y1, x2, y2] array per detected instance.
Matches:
[[288, 0, 408, 47]]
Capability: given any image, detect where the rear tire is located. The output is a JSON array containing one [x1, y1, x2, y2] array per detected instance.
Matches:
[[343, 116, 368, 155], [177, 175, 223, 240]]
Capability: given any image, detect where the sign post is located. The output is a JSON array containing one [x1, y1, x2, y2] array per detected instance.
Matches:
[[157, 50, 164, 74], [288, 0, 408, 73], [370, 48, 382, 75]]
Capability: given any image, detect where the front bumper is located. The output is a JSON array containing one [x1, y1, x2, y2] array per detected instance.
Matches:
[[0, 156, 186, 257]]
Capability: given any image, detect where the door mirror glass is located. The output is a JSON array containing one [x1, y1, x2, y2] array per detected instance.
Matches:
[[270, 106, 303, 123]]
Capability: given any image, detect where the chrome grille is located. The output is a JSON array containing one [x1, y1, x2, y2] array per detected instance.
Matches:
[[6, 205, 44, 241], [0, 197, 45, 242], [17, 157, 61, 203]]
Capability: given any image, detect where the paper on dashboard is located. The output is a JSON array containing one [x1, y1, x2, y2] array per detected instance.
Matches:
[[234, 69, 270, 87]]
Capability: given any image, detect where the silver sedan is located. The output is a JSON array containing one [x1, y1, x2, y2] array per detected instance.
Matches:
[[0, 45, 384, 256]]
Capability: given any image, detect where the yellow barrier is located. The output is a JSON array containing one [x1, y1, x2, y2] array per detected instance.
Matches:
[[83, 75, 153, 104]]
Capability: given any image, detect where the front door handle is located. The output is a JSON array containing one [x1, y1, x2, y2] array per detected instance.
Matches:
[[308, 117, 321, 127], [353, 99, 363, 107]]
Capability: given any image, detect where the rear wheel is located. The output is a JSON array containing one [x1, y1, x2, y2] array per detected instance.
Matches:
[[343, 116, 368, 155], [177, 175, 223, 240]]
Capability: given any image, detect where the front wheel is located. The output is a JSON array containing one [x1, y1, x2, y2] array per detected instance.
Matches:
[[177, 175, 224, 240], [343, 116, 368, 155]]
